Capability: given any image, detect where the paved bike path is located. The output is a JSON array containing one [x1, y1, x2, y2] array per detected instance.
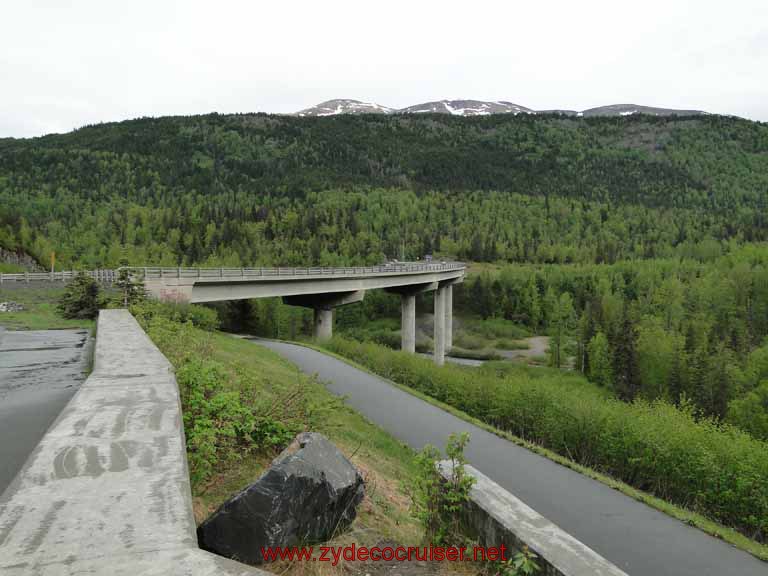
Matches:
[[256, 340, 766, 576]]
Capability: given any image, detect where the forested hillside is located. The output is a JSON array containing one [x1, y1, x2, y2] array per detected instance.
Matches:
[[460, 249, 768, 437], [1, 113, 767, 267]]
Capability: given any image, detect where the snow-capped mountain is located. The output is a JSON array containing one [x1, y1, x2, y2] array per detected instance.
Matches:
[[293, 99, 708, 118], [399, 100, 533, 116], [295, 99, 393, 116], [579, 104, 707, 117]]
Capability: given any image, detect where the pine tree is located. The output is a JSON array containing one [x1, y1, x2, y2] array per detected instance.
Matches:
[[611, 306, 640, 400], [57, 273, 102, 319], [114, 262, 146, 308]]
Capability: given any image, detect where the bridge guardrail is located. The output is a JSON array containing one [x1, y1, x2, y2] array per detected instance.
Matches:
[[0, 269, 118, 283], [0, 262, 465, 283]]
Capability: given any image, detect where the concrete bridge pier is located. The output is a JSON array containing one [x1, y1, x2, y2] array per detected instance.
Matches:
[[434, 285, 446, 365], [445, 284, 453, 352], [283, 290, 365, 341], [434, 279, 462, 365], [385, 282, 438, 354], [313, 308, 334, 340], [401, 294, 416, 353]]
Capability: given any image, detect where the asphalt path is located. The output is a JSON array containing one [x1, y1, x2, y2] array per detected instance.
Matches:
[[256, 339, 767, 576], [0, 329, 89, 494]]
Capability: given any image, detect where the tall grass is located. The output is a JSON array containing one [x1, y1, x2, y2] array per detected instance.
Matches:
[[325, 337, 768, 543]]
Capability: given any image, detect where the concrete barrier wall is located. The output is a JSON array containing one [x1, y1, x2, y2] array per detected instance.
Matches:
[[0, 309, 269, 575], [439, 462, 629, 576]]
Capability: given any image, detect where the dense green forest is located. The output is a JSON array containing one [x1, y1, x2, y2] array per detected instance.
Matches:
[[458, 249, 768, 441], [1, 113, 768, 267]]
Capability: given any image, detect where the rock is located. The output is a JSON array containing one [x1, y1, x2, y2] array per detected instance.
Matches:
[[0, 301, 25, 312], [197, 432, 365, 565]]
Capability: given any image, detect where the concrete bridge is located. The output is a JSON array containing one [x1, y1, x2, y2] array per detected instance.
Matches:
[[136, 263, 465, 365], [2, 262, 466, 365]]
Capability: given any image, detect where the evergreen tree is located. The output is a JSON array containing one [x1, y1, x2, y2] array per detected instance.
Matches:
[[587, 331, 613, 387], [57, 272, 102, 319], [611, 306, 640, 400], [114, 261, 146, 307]]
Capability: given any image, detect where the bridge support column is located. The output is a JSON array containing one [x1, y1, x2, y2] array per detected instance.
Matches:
[[401, 293, 416, 353], [434, 285, 446, 366], [313, 308, 334, 341], [283, 290, 365, 342], [445, 284, 453, 353], [385, 281, 438, 354]]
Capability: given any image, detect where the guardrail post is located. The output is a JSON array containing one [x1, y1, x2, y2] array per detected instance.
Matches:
[[25, 272, 29, 283]]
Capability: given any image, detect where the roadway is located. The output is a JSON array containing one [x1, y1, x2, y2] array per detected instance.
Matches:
[[255, 340, 767, 576]]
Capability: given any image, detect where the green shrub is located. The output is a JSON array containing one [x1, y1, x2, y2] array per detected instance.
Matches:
[[176, 356, 255, 484], [494, 338, 529, 351], [727, 381, 768, 442], [463, 317, 530, 340], [136, 312, 312, 486], [449, 346, 502, 361], [414, 432, 474, 546], [338, 317, 403, 349], [131, 299, 219, 331], [453, 331, 487, 350], [325, 337, 768, 542]]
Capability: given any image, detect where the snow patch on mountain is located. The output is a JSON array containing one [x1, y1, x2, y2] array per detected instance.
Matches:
[[400, 99, 534, 116], [295, 99, 394, 117], [292, 100, 708, 118]]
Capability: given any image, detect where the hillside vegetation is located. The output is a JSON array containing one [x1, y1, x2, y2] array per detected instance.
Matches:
[[456, 248, 768, 438], [1, 113, 768, 267], [132, 304, 455, 574]]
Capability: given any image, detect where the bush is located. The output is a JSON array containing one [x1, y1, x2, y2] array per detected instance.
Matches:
[[494, 338, 529, 351], [727, 381, 768, 442], [176, 356, 255, 484], [449, 346, 502, 361], [57, 272, 103, 319], [414, 432, 474, 546], [453, 330, 487, 350], [463, 317, 530, 340], [131, 299, 219, 331], [325, 337, 768, 542], [137, 311, 331, 487]]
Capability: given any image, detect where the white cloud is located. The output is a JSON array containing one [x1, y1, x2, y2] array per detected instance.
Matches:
[[1, 0, 766, 137]]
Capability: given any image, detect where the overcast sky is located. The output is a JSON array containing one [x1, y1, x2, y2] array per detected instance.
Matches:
[[2, 0, 767, 137]]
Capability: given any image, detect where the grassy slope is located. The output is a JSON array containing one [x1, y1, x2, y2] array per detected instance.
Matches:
[[0, 286, 95, 330], [156, 330, 476, 575], [192, 332, 420, 541], [308, 340, 768, 563]]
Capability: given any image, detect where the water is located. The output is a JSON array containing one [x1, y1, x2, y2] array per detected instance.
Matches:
[[0, 328, 90, 494]]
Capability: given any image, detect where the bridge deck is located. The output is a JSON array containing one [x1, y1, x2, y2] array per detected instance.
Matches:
[[0, 262, 465, 284]]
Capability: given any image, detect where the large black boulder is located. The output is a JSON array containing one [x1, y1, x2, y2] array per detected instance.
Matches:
[[197, 432, 365, 565]]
